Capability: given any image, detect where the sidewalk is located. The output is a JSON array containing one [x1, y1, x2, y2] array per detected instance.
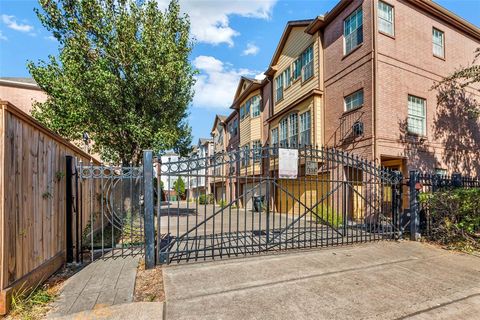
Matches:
[[163, 241, 480, 319], [47, 256, 139, 318]]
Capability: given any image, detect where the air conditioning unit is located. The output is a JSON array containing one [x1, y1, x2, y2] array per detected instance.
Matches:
[[352, 121, 364, 136]]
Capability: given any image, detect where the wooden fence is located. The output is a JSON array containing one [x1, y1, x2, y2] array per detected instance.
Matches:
[[0, 101, 100, 314]]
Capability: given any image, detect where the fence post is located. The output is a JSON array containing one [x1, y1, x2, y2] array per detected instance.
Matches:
[[392, 171, 403, 239], [143, 150, 155, 269], [65, 156, 74, 263], [452, 172, 462, 188], [409, 170, 420, 241]]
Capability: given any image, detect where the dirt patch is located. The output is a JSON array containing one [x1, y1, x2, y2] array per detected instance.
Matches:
[[134, 260, 165, 302]]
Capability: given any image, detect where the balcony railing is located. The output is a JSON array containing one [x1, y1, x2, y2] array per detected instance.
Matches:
[[339, 110, 365, 144]]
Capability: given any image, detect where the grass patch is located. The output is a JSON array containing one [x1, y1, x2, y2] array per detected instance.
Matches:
[[8, 282, 56, 320], [314, 204, 344, 228]]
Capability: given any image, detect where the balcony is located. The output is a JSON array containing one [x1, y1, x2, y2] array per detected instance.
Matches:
[[338, 109, 365, 145]]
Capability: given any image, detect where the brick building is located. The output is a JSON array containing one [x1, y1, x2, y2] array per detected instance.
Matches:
[[264, 0, 480, 177]]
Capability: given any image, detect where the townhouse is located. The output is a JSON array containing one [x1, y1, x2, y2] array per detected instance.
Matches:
[[196, 0, 480, 211], [266, 0, 480, 177], [188, 138, 214, 199]]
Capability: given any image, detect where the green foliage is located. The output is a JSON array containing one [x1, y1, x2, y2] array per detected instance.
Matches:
[[28, 0, 195, 163], [315, 204, 343, 228], [218, 199, 228, 208], [10, 281, 55, 320], [173, 177, 186, 200], [198, 194, 214, 205], [434, 48, 480, 89], [420, 188, 480, 251]]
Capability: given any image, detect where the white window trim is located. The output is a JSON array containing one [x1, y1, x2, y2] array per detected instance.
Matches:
[[378, 1, 394, 36], [275, 74, 284, 103], [344, 89, 364, 112], [299, 111, 311, 146], [432, 27, 445, 59], [407, 95, 427, 136], [344, 6, 363, 55]]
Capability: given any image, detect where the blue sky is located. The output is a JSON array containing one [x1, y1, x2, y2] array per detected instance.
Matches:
[[1, 0, 479, 144]]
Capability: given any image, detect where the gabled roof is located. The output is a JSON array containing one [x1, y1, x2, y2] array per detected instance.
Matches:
[[265, 19, 314, 76], [225, 110, 238, 122], [230, 76, 266, 109], [198, 138, 212, 146], [210, 114, 228, 134]]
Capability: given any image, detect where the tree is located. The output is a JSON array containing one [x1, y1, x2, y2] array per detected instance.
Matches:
[[173, 177, 185, 200], [431, 48, 480, 174], [433, 48, 480, 119], [28, 0, 195, 164]]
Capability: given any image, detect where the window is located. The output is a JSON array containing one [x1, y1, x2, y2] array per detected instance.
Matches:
[[251, 95, 261, 117], [301, 46, 314, 81], [378, 1, 394, 36], [246, 99, 251, 116], [300, 111, 311, 146], [432, 28, 444, 58], [240, 104, 246, 120], [284, 67, 292, 88], [275, 73, 284, 102], [344, 89, 364, 111], [242, 144, 250, 167], [252, 140, 262, 162], [407, 95, 426, 135], [344, 7, 363, 54], [271, 128, 279, 148], [229, 118, 238, 136], [292, 58, 302, 80], [279, 118, 288, 147], [288, 113, 298, 148]]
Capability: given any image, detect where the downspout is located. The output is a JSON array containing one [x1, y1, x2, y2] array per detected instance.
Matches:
[[372, 0, 378, 164], [320, 30, 326, 148]]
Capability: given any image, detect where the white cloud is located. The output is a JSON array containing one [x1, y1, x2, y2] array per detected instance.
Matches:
[[45, 35, 56, 41], [1, 14, 33, 32], [0, 31, 7, 41], [242, 42, 259, 56], [192, 55, 260, 110], [157, 0, 277, 46], [254, 73, 266, 81]]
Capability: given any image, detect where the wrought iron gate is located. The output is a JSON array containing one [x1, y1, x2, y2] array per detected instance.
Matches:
[[71, 160, 145, 262], [70, 146, 402, 264], [152, 146, 403, 264]]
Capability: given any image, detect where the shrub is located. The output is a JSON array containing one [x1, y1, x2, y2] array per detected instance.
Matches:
[[198, 194, 214, 205], [218, 199, 228, 208], [420, 188, 480, 251], [314, 204, 343, 228]]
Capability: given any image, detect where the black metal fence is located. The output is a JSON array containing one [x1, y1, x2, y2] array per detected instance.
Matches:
[[71, 146, 480, 268], [407, 171, 480, 240], [144, 146, 402, 266]]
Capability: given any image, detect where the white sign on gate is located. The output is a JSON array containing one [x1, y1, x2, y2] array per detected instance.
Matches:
[[279, 148, 298, 179]]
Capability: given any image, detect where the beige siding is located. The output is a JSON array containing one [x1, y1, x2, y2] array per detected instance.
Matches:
[[314, 95, 323, 146], [272, 27, 320, 115], [239, 90, 262, 147]]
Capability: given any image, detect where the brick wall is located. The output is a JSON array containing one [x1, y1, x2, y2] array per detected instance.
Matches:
[[375, 0, 480, 175]]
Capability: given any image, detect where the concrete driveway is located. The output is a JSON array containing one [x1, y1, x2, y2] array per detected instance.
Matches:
[[163, 241, 480, 320]]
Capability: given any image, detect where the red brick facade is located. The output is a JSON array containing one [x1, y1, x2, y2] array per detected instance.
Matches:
[[314, 0, 480, 176]]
